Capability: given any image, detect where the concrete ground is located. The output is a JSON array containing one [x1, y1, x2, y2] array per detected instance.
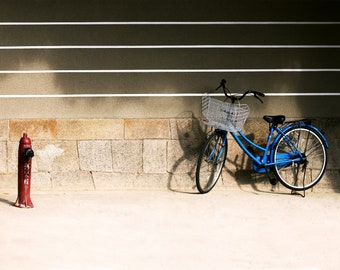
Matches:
[[1, 189, 340, 270]]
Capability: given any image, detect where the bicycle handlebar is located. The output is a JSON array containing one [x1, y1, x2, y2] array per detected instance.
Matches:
[[215, 79, 265, 103]]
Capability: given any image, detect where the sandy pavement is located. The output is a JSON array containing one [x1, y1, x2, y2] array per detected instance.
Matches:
[[1, 190, 340, 270]]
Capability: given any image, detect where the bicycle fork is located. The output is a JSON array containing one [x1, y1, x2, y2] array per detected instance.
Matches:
[[206, 133, 227, 165]]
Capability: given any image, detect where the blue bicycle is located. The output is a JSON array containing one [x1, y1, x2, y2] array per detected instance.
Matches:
[[196, 79, 328, 194]]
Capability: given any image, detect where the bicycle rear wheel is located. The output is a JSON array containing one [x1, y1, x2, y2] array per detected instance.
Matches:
[[196, 131, 227, 193], [273, 126, 327, 191]]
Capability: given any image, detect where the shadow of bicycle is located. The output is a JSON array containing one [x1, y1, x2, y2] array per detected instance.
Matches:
[[167, 116, 269, 194], [167, 113, 207, 193]]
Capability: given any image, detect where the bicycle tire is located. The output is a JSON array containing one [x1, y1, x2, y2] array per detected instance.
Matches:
[[196, 131, 228, 194], [273, 126, 327, 191]]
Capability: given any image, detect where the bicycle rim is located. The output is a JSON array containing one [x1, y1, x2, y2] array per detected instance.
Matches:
[[273, 127, 327, 191], [196, 132, 227, 193]]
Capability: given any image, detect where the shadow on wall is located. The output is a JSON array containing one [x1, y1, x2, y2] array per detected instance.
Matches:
[[166, 115, 270, 193], [223, 133, 268, 192], [167, 113, 206, 193], [315, 118, 340, 193]]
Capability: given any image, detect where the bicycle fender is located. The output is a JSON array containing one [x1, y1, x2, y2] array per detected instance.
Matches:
[[307, 125, 328, 148], [273, 122, 329, 149]]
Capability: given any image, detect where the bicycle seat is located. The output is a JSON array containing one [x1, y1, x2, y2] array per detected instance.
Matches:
[[263, 115, 286, 125]]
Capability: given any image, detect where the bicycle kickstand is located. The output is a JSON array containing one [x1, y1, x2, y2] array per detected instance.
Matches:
[[291, 189, 306, 198]]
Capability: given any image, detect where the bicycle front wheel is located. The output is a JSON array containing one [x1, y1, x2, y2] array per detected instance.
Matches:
[[273, 126, 327, 191], [196, 131, 228, 194]]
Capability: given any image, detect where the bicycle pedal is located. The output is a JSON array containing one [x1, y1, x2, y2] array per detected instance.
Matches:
[[269, 178, 278, 185]]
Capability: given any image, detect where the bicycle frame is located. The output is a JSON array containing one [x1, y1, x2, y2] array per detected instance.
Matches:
[[197, 80, 330, 194], [218, 121, 328, 174]]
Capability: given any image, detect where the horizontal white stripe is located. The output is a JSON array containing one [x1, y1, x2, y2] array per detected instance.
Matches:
[[0, 21, 339, 26], [0, 69, 339, 74], [0, 93, 338, 98], [1, 45, 339, 49], [265, 93, 340, 96]]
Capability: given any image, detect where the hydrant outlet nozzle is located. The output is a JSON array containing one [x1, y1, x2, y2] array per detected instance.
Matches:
[[24, 148, 34, 159]]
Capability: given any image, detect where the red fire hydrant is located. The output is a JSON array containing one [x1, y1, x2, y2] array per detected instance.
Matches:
[[14, 133, 34, 208]]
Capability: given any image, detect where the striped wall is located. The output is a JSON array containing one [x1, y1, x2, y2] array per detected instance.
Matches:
[[0, 0, 339, 119]]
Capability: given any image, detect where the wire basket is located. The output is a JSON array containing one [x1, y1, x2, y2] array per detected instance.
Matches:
[[201, 95, 250, 132]]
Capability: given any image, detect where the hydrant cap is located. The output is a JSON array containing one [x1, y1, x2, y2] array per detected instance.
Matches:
[[20, 133, 31, 144]]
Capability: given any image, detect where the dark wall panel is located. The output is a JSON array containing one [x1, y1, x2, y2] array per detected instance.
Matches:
[[0, 0, 339, 118]]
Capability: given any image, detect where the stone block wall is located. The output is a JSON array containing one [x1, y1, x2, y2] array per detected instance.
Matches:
[[0, 117, 339, 194]]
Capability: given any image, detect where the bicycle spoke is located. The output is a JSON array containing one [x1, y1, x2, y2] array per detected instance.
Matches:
[[196, 132, 227, 193], [274, 127, 327, 191]]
